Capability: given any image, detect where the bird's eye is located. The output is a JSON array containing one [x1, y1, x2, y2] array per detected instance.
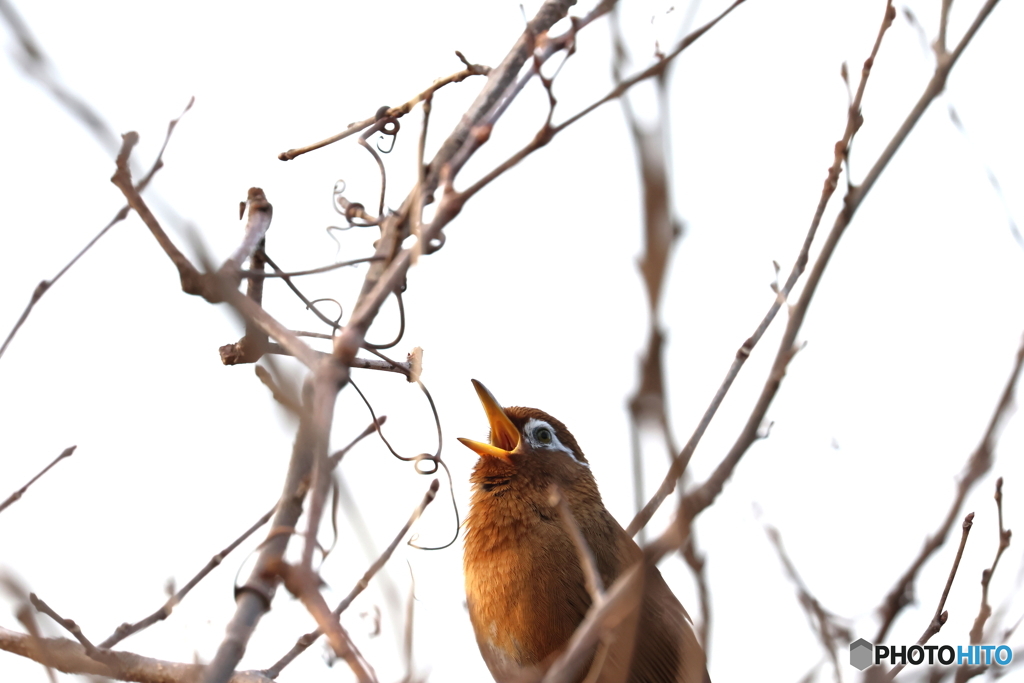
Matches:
[[534, 427, 553, 443]]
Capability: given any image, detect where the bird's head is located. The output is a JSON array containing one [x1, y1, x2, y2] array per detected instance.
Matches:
[[458, 379, 595, 495]]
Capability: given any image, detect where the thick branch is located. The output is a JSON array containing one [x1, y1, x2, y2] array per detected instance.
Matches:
[[0, 626, 271, 683], [201, 360, 347, 683], [223, 189, 273, 275], [110, 132, 208, 297]]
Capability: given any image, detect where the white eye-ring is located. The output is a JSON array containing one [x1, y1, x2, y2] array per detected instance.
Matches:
[[522, 418, 588, 467]]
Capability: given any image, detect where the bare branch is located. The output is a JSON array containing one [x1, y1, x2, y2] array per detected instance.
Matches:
[[278, 61, 491, 161], [29, 594, 103, 662], [680, 535, 711, 653], [0, 98, 192, 362], [764, 524, 850, 682], [0, 446, 76, 516], [275, 562, 376, 683], [186, 418, 386, 679], [263, 479, 438, 679], [541, 564, 644, 683], [253, 365, 301, 414], [887, 513, 975, 679], [969, 478, 1013, 646], [662, 0, 896, 529], [237, 256, 380, 279], [99, 509, 274, 649], [201, 360, 346, 683], [875, 332, 1024, 642], [110, 132, 208, 296], [95, 179, 320, 370], [219, 199, 273, 365], [677, 0, 1003, 530], [936, 0, 953, 58], [299, 370, 345, 575], [0, 574, 58, 683], [951, 480, 1015, 683], [0, 625, 272, 683], [549, 485, 605, 600], [556, 0, 749, 134], [223, 189, 273, 275], [218, 284, 322, 369], [0, 0, 120, 153]]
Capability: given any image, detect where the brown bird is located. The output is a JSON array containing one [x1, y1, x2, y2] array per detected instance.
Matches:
[[459, 380, 709, 683]]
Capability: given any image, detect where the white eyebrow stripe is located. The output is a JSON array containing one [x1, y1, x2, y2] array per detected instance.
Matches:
[[522, 418, 589, 468]]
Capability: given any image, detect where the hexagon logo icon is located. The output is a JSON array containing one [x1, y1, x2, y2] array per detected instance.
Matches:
[[850, 638, 874, 671]]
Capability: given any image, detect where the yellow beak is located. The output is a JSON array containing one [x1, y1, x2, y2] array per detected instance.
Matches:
[[458, 379, 520, 462]]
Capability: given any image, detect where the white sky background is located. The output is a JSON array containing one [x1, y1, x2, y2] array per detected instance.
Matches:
[[1, 0, 1023, 682]]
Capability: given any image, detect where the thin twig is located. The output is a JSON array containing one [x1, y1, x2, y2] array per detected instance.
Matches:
[[262, 252, 344, 331], [246, 342, 418, 376], [764, 523, 850, 683], [99, 508, 274, 649], [238, 256, 380, 278], [654, 0, 896, 532], [875, 332, 1024, 642], [556, 0, 748, 134], [971, 477, 1013, 645], [540, 564, 644, 683], [453, 0, 750, 207], [0, 0, 120, 154], [330, 6, 587, 364], [326, 479, 437, 604], [262, 480, 439, 679], [937, 0, 953, 57], [0, 446, 76, 515], [610, 0, 684, 551], [888, 513, 975, 679], [278, 62, 491, 161], [29, 594, 103, 662], [540, 514, 694, 683], [275, 562, 376, 683], [254, 365, 302, 414], [681, 534, 711, 653], [402, 562, 417, 683], [677, 0, 1003, 533], [0, 98, 192, 362], [549, 485, 605, 600]]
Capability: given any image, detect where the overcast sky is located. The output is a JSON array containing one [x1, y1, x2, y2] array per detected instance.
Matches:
[[2, 1, 1023, 682]]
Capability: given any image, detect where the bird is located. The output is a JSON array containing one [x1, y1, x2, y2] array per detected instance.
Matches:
[[459, 380, 709, 683]]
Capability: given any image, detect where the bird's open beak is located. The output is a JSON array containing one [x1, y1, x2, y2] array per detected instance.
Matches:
[[457, 379, 520, 462]]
